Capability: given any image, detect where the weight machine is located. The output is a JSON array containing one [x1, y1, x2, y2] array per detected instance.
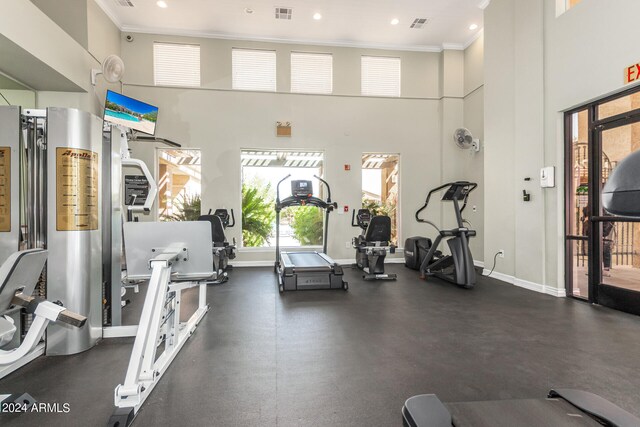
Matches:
[[108, 221, 213, 426]]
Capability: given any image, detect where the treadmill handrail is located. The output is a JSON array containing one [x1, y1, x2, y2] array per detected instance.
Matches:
[[276, 195, 334, 211], [314, 174, 333, 203], [276, 174, 292, 204]]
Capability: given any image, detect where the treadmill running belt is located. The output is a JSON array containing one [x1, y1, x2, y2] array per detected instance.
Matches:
[[286, 252, 331, 269], [446, 399, 602, 427]]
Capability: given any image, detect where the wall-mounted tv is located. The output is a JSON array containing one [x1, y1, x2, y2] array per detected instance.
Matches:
[[103, 90, 158, 135]]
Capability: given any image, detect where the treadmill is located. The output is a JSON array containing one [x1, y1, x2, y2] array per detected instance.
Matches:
[[274, 175, 348, 292]]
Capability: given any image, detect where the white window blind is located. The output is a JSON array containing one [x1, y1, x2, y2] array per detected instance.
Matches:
[[232, 49, 277, 92], [361, 56, 401, 97], [291, 52, 333, 94], [153, 42, 201, 87]]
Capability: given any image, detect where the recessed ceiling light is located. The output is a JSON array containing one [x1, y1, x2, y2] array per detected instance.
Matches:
[[469, 23, 478, 30], [391, 18, 399, 25], [156, 0, 168, 8], [245, 7, 253, 14], [313, 12, 322, 20]]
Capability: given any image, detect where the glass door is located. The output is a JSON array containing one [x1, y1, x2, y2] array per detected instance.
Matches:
[[595, 118, 640, 314], [565, 86, 640, 315]]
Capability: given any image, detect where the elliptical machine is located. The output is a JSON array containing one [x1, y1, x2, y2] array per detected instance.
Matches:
[[405, 181, 477, 289], [351, 209, 397, 280]]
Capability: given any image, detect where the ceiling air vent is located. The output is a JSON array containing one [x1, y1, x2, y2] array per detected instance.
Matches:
[[114, 0, 134, 6], [275, 7, 292, 20], [410, 18, 429, 29]]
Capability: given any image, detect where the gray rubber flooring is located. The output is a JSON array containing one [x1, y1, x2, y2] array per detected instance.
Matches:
[[1, 265, 640, 426]]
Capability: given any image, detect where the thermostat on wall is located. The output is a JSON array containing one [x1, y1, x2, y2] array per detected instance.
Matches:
[[540, 166, 555, 188]]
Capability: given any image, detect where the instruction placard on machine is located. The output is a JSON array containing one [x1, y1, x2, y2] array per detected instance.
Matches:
[[0, 147, 10, 232], [125, 175, 149, 206], [56, 148, 99, 231]]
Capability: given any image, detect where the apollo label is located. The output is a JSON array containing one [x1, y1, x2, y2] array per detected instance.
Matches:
[[0, 147, 10, 232], [56, 148, 99, 231]]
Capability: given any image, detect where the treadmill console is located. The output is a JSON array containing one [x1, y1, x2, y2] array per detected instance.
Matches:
[[291, 180, 313, 198]]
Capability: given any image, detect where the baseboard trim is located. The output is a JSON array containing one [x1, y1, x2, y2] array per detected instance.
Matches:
[[234, 259, 565, 297], [232, 260, 274, 267], [482, 270, 565, 298], [235, 257, 407, 267]]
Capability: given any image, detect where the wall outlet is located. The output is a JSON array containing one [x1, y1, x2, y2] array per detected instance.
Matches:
[[346, 241, 351, 248], [498, 249, 505, 258]]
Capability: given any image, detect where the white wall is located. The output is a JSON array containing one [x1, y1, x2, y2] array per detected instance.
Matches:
[[0, 0, 120, 115], [119, 33, 486, 263], [30, 0, 89, 49], [462, 33, 485, 261], [483, 0, 640, 294]]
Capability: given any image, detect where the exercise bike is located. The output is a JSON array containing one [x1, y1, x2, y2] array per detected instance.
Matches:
[[351, 209, 397, 280], [405, 181, 477, 289], [198, 208, 237, 283]]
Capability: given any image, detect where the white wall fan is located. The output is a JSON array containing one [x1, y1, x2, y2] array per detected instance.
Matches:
[[91, 54, 125, 85], [454, 128, 480, 152]]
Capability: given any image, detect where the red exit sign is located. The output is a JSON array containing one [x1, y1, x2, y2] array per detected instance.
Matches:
[[625, 62, 640, 84]]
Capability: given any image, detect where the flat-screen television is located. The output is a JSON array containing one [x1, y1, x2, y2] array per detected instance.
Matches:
[[104, 90, 158, 135]]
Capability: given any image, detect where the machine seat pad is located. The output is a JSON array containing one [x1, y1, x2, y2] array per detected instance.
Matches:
[[364, 215, 392, 243], [0, 249, 47, 314], [446, 398, 602, 427], [198, 214, 227, 244]]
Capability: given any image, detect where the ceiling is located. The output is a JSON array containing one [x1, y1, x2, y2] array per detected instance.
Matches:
[[96, 0, 489, 51]]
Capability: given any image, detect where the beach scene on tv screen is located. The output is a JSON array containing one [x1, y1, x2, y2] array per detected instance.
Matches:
[[104, 91, 157, 134]]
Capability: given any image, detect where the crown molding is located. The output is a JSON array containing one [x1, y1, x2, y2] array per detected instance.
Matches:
[[463, 28, 484, 49], [441, 43, 464, 51], [120, 25, 445, 53], [478, 0, 492, 10], [93, 1, 484, 54], [93, 0, 123, 28]]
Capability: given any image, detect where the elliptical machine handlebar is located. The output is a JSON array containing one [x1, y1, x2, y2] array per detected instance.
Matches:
[[458, 182, 477, 214], [415, 183, 452, 223], [415, 181, 478, 223]]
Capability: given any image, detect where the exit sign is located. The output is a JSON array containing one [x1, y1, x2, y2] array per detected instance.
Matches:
[[625, 62, 640, 84]]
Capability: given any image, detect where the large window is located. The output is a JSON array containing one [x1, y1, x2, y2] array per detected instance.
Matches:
[[232, 48, 277, 92], [157, 149, 201, 221], [361, 56, 401, 97], [362, 154, 399, 245], [291, 52, 333, 94], [241, 150, 324, 248], [153, 42, 201, 87]]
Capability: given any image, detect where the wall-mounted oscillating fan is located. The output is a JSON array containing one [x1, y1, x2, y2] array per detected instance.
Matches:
[[91, 54, 125, 85], [454, 128, 480, 152]]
